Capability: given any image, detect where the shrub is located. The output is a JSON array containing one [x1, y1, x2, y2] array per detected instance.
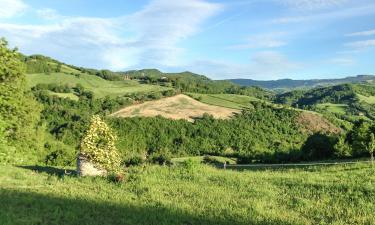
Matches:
[[79, 115, 121, 172]]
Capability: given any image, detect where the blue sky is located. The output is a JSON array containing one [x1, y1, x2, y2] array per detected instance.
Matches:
[[0, 0, 375, 80]]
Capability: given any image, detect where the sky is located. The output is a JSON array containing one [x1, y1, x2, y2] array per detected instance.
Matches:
[[0, 0, 375, 80]]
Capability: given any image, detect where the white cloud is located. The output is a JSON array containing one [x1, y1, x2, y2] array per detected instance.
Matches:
[[37, 8, 61, 20], [271, 3, 375, 24], [0, 0, 222, 70], [345, 39, 375, 48], [281, 0, 349, 10], [0, 0, 28, 18], [227, 32, 287, 50], [330, 57, 355, 66], [347, 29, 375, 37], [126, 0, 222, 67]]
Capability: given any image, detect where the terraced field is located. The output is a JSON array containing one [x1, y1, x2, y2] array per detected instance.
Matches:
[[27, 73, 172, 98]]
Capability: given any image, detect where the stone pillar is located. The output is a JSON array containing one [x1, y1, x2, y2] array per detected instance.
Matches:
[[77, 155, 107, 177]]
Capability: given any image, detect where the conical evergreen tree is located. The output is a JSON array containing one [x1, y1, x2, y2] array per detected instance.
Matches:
[[80, 115, 121, 171]]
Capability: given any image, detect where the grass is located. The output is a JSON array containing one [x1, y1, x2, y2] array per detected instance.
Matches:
[[316, 103, 348, 114], [27, 73, 172, 98], [1, 163, 375, 225], [186, 93, 260, 109], [357, 94, 375, 104]]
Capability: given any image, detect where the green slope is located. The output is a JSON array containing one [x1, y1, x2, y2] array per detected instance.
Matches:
[[1, 163, 374, 225], [186, 93, 261, 109], [27, 73, 172, 98]]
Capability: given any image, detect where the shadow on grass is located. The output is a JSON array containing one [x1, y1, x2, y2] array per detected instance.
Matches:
[[17, 165, 76, 177], [0, 188, 294, 225]]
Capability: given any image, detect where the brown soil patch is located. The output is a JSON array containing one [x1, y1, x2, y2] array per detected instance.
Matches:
[[296, 111, 341, 134], [111, 94, 239, 122]]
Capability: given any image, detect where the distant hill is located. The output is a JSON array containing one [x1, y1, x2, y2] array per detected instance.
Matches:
[[274, 83, 375, 120], [228, 75, 375, 91]]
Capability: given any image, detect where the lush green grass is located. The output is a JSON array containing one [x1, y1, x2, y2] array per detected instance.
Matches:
[[187, 93, 260, 109], [1, 163, 374, 225], [27, 73, 172, 98], [316, 103, 348, 114], [357, 94, 375, 104]]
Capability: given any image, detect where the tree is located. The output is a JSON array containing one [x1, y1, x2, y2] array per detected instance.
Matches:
[[367, 133, 375, 164], [79, 115, 121, 171], [0, 38, 42, 148], [334, 134, 352, 158]]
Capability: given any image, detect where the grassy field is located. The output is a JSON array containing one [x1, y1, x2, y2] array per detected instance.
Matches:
[[27, 73, 172, 98], [316, 103, 348, 114], [1, 163, 374, 225], [357, 94, 375, 104], [186, 93, 260, 109], [111, 94, 239, 121]]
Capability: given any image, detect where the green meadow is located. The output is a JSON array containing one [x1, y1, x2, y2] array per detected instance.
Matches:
[[357, 94, 375, 104], [187, 93, 261, 109], [316, 103, 348, 114], [27, 73, 172, 98], [1, 162, 374, 225]]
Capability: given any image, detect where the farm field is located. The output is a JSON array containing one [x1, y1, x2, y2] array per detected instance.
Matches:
[[187, 93, 260, 109], [1, 162, 374, 225], [26, 73, 172, 98], [111, 94, 239, 121], [316, 103, 348, 114]]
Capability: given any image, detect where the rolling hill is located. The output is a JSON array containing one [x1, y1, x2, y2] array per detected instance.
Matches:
[[228, 75, 375, 91], [111, 94, 239, 121], [26, 73, 172, 98]]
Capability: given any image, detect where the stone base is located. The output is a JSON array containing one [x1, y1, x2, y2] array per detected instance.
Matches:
[[77, 156, 107, 177]]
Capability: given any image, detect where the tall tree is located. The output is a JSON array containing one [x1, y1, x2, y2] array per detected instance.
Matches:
[[367, 133, 375, 164], [0, 38, 41, 149]]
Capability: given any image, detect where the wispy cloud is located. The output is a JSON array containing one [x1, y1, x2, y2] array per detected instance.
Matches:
[[271, 3, 375, 24], [36, 8, 62, 20], [227, 32, 287, 50], [330, 57, 355, 66], [280, 0, 349, 10], [185, 51, 300, 79], [347, 29, 375, 37], [0, 0, 28, 18], [0, 0, 222, 70], [345, 39, 375, 48]]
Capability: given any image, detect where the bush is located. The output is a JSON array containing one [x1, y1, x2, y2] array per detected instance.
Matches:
[[149, 148, 171, 165], [80, 115, 121, 172]]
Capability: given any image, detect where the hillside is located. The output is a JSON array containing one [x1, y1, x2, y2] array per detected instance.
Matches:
[[1, 162, 374, 225], [111, 94, 239, 121], [186, 93, 261, 109], [27, 73, 171, 98], [274, 83, 375, 120], [228, 75, 375, 91]]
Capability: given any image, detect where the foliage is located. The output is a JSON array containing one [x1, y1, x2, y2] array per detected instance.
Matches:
[[80, 115, 121, 171], [333, 134, 352, 158], [109, 103, 328, 163], [0, 38, 43, 162], [125, 69, 274, 100]]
